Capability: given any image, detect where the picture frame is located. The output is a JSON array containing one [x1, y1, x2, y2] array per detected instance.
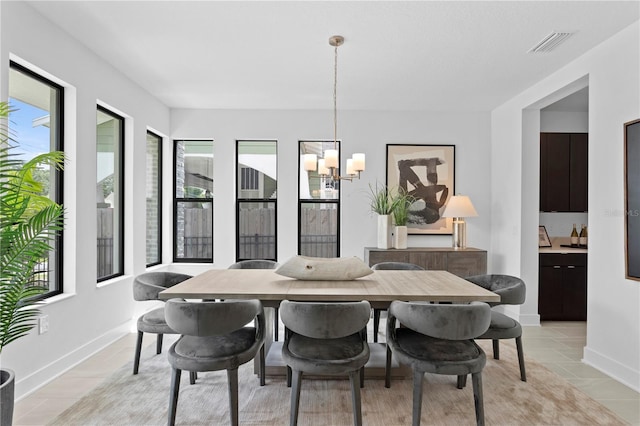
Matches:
[[538, 225, 552, 248], [386, 144, 455, 235], [625, 119, 640, 281]]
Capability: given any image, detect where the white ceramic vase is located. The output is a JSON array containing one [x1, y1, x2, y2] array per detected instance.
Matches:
[[393, 225, 408, 249], [377, 215, 392, 249]]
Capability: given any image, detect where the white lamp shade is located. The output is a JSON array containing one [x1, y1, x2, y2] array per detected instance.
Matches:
[[303, 154, 317, 171], [318, 159, 330, 176], [352, 153, 365, 171], [324, 149, 339, 168], [442, 195, 478, 218]]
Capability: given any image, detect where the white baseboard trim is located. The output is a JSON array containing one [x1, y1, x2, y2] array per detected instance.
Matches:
[[583, 346, 640, 392], [15, 320, 133, 401], [519, 313, 541, 326]]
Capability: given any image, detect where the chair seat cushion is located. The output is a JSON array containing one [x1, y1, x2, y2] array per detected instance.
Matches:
[[478, 311, 522, 340], [390, 328, 485, 375], [283, 333, 369, 375], [137, 307, 174, 334], [168, 327, 261, 372]]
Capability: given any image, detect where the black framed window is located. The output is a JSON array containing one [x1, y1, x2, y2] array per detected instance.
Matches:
[[173, 140, 213, 262], [8, 61, 64, 298], [96, 106, 125, 281], [236, 140, 277, 261], [298, 141, 340, 258], [146, 131, 162, 266]]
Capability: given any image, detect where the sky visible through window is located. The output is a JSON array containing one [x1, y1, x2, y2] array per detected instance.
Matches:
[[8, 97, 50, 162]]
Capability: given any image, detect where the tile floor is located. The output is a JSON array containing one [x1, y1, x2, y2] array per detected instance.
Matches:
[[13, 321, 640, 425]]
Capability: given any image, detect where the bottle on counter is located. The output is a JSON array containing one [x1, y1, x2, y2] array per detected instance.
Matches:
[[579, 224, 588, 247], [571, 224, 579, 247]]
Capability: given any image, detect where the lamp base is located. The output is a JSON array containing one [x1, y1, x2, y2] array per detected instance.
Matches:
[[451, 218, 466, 249]]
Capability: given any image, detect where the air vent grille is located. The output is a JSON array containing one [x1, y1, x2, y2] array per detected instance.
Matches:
[[528, 32, 572, 53]]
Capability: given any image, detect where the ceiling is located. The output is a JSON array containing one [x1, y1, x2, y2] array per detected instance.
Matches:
[[25, 1, 639, 112]]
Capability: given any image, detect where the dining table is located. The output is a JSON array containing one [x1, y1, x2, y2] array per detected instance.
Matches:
[[159, 268, 500, 378]]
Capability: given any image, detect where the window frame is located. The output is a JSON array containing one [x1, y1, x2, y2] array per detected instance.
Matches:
[[96, 105, 125, 282], [9, 61, 65, 299], [145, 130, 162, 267], [172, 139, 214, 263], [235, 140, 277, 262], [297, 141, 341, 258]]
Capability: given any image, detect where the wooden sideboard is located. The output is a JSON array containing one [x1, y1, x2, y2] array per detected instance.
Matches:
[[364, 247, 487, 277]]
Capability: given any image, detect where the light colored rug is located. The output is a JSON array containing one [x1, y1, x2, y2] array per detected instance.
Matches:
[[50, 338, 625, 425]]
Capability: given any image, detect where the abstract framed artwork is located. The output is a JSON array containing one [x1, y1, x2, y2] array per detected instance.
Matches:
[[624, 119, 640, 281], [386, 144, 455, 235]]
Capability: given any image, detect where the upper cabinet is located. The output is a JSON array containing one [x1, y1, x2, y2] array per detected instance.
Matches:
[[540, 132, 588, 212]]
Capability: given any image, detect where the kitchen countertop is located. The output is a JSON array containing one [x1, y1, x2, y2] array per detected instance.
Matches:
[[539, 237, 588, 254]]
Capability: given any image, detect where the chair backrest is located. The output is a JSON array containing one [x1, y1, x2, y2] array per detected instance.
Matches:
[[371, 262, 424, 271], [133, 272, 192, 301], [229, 260, 278, 269], [389, 301, 490, 340], [465, 274, 526, 306], [165, 299, 264, 337], [280, 300, 371, 339]]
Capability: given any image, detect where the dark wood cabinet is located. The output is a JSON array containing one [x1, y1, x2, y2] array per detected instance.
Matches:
[[364, 247, 487, 277], [538, 253, 587, 320], [540, 132, 588, 212]]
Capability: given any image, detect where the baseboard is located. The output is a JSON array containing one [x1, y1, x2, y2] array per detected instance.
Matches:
[[583, 346, 640, 392], [15, 320, 133, 401], [519, 313, 541, 326]]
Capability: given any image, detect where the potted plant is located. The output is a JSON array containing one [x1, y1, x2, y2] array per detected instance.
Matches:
[[391, 191, 415, 249], [0, 101, 65, 425], [368, 183, 400, 249]]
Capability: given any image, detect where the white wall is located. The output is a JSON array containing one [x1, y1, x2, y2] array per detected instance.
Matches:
[[170, 109, 492, 267], [491, 21, 640, 391], [1, 2, 171, 399]]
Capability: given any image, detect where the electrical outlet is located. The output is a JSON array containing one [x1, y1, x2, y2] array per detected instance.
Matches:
[[38, 315, 49, 334]]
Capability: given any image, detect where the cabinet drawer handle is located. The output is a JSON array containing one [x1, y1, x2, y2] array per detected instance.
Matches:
[[553, 266, 561, 269], [567, 266, 575, 269]]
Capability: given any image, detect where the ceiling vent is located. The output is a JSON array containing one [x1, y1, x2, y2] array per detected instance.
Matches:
[[528, 31, 573, 53]]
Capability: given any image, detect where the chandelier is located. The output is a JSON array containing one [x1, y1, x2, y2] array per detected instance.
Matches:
[[303, 35, 365, 181]]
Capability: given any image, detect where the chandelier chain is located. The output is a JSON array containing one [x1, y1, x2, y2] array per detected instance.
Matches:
[[333, 43, 338, 147]]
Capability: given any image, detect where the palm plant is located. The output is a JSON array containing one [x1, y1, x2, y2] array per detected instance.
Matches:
[[0, 101, 65, 352], [392, 191, 415, 226], [368, 183, 397, 215]]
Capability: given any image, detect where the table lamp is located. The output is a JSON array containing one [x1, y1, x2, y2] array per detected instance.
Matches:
[[442, 195, 478, 249]]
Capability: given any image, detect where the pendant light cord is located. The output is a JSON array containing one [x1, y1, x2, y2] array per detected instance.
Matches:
[[333, 43, 338, 148]]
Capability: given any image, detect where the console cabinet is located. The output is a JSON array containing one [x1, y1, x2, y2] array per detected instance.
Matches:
[[538, 253, 587, 320], [364, 247, 487, 277]]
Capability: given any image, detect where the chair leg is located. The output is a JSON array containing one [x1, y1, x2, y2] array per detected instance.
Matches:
[[189, 371, 197, 385], [492, 339, 500, 360], [471, 372, 485, 426], [360, 366, 365, 388], [349, 370, 363, 426], [373, 309, 381, 343], [412, 370, 424, 426], [168, 368, 181, 426], [457, 374, 467, 389], [289, 369, 303, 426], [516, 336, 527, 382], [286, 366, 292, 387], [227, 368, 239, 426], [259, 344, 266, 386], [156, 333, 163, 354], [133, 331, 143, 375], [385, 344, 392, 388], [274, 307, 279, 341]]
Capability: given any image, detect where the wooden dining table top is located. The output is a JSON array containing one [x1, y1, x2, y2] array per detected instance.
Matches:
[[158, 269, 500, 303]]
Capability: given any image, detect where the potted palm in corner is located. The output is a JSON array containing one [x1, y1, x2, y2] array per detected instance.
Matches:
[[0, 101, 65, 425], [391, 191, 415, 249]]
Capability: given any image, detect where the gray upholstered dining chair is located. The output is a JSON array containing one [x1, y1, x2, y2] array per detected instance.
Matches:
[[464, 274, 527, 382], [385, 301, 491, 426], [370, 262, 424, 342], [132, 271, 192, 375], [228, 259, 280, 340], [165, 299, 266, 426], [280, 300, 371, 426]]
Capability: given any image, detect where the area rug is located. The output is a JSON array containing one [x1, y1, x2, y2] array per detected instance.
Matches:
[[50, 338, 625, 425]]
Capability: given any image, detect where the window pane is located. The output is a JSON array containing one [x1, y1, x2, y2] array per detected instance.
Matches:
[[176, 140, 213, 199], [146, 132, 161, 266], [237, 141, 277, 200], [299, 202, 338, 258], [299, 141, 340, 200], [97, 107, 124, 280], [175, 201, 212, 260], [174, 140, 213, 262], [238, 201, 276, 259], [8, 63, 63, 296]]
